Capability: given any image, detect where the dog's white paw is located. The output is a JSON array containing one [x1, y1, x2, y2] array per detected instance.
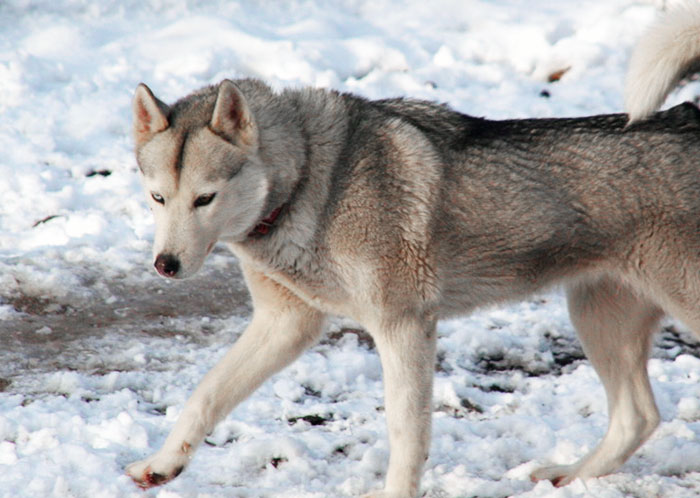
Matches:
[[126, 449, 190, 489], [361, 491, 413, 498], [530, 463, 579, 487]]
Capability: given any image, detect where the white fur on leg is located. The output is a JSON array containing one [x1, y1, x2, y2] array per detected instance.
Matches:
[[368, 315, 437, 498], [127, 267, 325, 488], [531, 391, 660, 486], [361, 492, 408, 498], [531, 278, 661, 486]]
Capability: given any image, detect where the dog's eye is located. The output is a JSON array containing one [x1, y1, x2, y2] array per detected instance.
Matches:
[[194, 193, 216, 208], [151, 192, 165, 205]]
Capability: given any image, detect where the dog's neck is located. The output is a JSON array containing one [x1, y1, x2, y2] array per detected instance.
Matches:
[[248, 204, 286, 237]]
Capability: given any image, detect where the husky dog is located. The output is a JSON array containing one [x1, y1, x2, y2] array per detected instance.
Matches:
[[127, 5, 700, 497]]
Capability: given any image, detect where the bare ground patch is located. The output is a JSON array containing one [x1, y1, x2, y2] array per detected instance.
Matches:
[[0, 259, 251, 380]]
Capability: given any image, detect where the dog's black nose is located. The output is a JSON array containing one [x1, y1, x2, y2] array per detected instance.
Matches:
[[154, 253, 180, 277]]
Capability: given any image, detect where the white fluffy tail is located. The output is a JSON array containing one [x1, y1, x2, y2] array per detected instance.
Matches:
[[625, 3, 700, 123]]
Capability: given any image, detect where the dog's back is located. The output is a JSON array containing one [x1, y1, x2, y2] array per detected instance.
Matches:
[[342, 96, 700, 314]]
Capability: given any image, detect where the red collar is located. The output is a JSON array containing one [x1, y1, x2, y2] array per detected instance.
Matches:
[[249, 204, 286, 237]]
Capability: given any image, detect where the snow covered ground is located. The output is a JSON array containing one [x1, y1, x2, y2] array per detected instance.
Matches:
[[1, 0, 700, 496]]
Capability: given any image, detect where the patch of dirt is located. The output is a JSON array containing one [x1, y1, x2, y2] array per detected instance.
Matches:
[[0, 262, 251, 379], [655, 325, 700, 359], [323, 328, 375, 349]]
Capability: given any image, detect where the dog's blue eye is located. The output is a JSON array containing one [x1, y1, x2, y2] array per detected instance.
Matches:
[[151, 192, 165, 204], [194, 193, 216, 208]]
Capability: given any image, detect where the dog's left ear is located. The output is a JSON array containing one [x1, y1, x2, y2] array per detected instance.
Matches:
[[210, 79, 259, 149], [132, 83, 170, 147]]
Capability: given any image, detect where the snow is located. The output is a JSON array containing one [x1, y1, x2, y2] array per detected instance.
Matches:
[[1, 0, 700, 497]]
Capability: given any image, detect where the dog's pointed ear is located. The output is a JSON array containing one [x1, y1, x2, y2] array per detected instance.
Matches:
[[210, 79, 258, 149], [133, 83, 170, 146]]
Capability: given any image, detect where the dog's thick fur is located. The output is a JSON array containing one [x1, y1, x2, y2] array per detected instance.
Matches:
[[127, 6, 700, 497]]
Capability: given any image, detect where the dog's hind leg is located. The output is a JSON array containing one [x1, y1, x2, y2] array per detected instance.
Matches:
[[126, 265, 326, 488], [531, 276, 662, 486]]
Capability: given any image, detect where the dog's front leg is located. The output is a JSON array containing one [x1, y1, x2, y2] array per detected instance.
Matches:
[[363, 314, 438, 498], [127, 268, 325, 488]]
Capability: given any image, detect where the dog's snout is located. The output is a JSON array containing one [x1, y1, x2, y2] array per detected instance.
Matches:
[[154, 253, 180, 278]]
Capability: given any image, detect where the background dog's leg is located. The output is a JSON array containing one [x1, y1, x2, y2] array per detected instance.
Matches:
[[363, 314, 437, 498], [531, 276, 662, 486], [127, 267, 325, 488]]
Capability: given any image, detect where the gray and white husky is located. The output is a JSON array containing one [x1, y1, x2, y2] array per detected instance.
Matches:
[[127, 5, 700, 497]]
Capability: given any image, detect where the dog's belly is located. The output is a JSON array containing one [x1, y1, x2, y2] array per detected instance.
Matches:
[[437, 271, 539, 317]]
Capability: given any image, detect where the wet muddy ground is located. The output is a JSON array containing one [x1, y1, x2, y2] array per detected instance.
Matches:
[[0, 251, 251, 384]]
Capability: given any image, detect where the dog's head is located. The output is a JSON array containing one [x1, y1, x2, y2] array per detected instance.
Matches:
[[132, 80, 270, 279]]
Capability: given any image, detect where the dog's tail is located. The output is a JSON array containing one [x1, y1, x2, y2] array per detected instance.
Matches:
[[625, 3, 700, 123]]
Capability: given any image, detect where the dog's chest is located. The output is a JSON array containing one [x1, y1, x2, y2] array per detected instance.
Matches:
[[234, 243, 357, 316], [268, 268, 352, 315]]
